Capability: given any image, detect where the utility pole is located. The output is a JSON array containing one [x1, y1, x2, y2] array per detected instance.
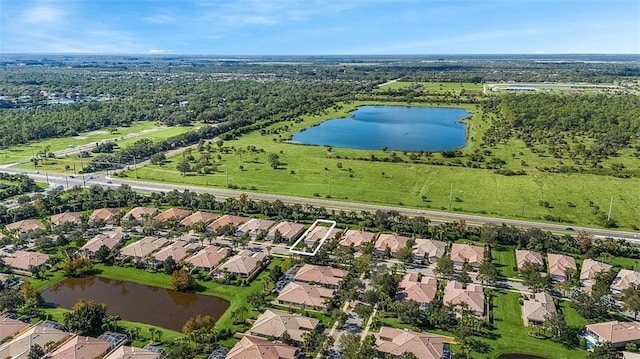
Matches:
[[65, 176, 69, 190], [45, 172, 49, 184], [607, 195, 613, 221], [448, 183, 453, 211], [31, 150, 36, 169]]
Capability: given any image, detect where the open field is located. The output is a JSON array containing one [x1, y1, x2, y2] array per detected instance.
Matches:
[[492, 246, 518, 278], [376, 81, 484, 93], [121, 101, 640, 229]]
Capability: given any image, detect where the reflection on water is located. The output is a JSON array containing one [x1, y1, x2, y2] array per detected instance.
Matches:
[[42, 276, 229, 331]]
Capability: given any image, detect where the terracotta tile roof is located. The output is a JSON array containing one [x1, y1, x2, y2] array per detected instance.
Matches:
[[267, 222, 305, 240], [338, 229, 377, 247], [185, 246, 230, 271], [294, 264, 348, 287], [611, 269, 640, 292], [5, 219, 45, 233], [0, 324, 70, 359], [120, 236, 168, 258], [249, 309, 319, 343], [81, 232, 125, 253], [522, 292, 556, 323], [103, 345, 160, 359], [396, 273, 438, 305], [375, 234, 409, 253], [88, 208, 121, 223], [152, 241, 199, 262], [179, 211, 218, 227], [0, 317, 28, 341], [375, 327, 445, 359], [586, 321, 640, 345], [413, 239, 446, 260], [218, 251, 266, 276], [580, 259, 612, 283], [515, 250, 544, 269], [3, 250, 50, 271], [153, 208, 193, 222], [122, 207, 159, 221], [47, 335, 112, 359], [236, 218, 276, 236], [50, 212, 82, 226], [443, 281, 485, 315], [207, 215, 247, 231], [277, 282, 334, 309], [226, 336, 299, 359], [303, 226, 341, 243], [450, 243, 485, 265], [547, 253, 577, 278]]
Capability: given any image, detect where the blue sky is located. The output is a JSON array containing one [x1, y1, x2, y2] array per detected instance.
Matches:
[[1, 0, 638, 54]]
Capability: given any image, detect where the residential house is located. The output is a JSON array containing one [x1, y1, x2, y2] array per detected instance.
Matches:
[[580, 259, 613, 287], [302, 225, 341, 246], [276, 282, 334, 311], [522, 292, 556, 326], [375, 234, 410, 257], [547, 253, 577, 281], [46, 335, 112, 359], [515, 250, 544, 270], [294, 264, 348, 289], [375, 326, 447, 359], [119, 236, 169, 260], [338, 229, 377, 248], [185, 246, 230, 272], [413, 239, 446, 264], [226, 336, 299, 359], [207, 215, 247, 233], [443, 281, 485, 317], [611, 269, 640, 294], [0, 324, 70, 359], [623, 352, 640, 359], [267, 221, 305, 242], [3, 250, 50, 273], [5, 219, 45, 234], [152, 240, 199, 263], [248, 309, 320, 344], [450, 243, 485, 270], [235, 218, 275, 239], [179, 211, 218, 228], [81, 231, 125, 255], [396, 273, 438, 308], [154, 208, 193, 223], [50, 212, 81, 227], [103, 346, 160, 359], [88, 208, 121, 224], [122, 207, 159, 222], [584, 321, 640, 349], [0, 317, 28, 341], [217, 250, 269, 281]]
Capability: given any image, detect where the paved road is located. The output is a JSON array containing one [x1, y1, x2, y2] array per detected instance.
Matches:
[[2, 167, 639, 244]]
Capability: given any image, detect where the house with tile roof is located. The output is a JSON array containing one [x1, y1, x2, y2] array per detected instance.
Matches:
[[46, 335, 112, 359], [119, 236, 168, 260], [375, 326, 447, 359], [2, 250, 50, 273], [522, 292, 556, 326], [5, 219, 45, 234], [294, 264, 348, 289], [443, 281, 485, 317], [226, 336, 299, 359], [206, 215, 247, 233], [396, 273, 438, 308], [267, 222, 305, 242], [88, 208, 121, 224], [236, 218, 276, 239], [0, 317, 28, 341], [276, 282, 334, 311], [50, 212, 82, 227], [248, 309, 320, 344], [413, 239, 446, 264], [515, 249, 544, 270], [450, 243, 485, 270], [154, 208, 193, 223], [302, 225, 341, 246], [151, 240, 199, 263], [611, 269, 640, 294], [0, 324, 71, 359], [81, 231, 125, 255], [375, 234, 409, 257], [584, 321, 640, 349], [103, 345, 160, 359], [547, 253, 577, 281], [580, 259, 613, 287], [179, 211, 218, 228], [122, 207, 159, 222], [217, 250, 269, 281], [185, 246, 230, 272], [338, 229, 377, 248]]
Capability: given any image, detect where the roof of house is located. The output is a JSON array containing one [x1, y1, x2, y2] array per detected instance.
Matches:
[[0, 325, 70, 359], [413, 239, 446, 259], [338, 229, 377, 247], [154, 208, 193, 222], [5, 219, 45, 233], [249, 309, 319, 343], [396, 273, 438, 305], [375, 234, 409, 253], [443, 281, 485, 314], [103, 345, 160, 359], [226, 336, 299, 359], [586, 321, 640, 345], [3, 250, 50, 271], [303, 226, 341, 243], [523, 292, 557, 323], [185, 246, 230, 270], [207, 215, 247, 231], [120, 237, 168, 258], [122, 207, 159, 220], [179, 211, 218, 227], [88, 208, 121, 223], [237, 218, 276, 235], [0, 317, 28, 341], [294, 264, 348, 287], [50, 212, 82, 226], [623, 351, 640, 359], [450, 243, 485, 264], [611, 269, 640, 292], [218, 251, 265, 276], [277, 282, 334, 309], [81, 231, 125, 253], [515, 250, 544, 269], [547, 253, 577, 278], [152, 241, 199, 262], [46, 335, 112, 359], [580, 259, 613, 282], [268, 222, 305, 239], [375, 326, 445, 359]]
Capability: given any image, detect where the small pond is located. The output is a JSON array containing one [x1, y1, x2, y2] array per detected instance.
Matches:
[[42, 276, 229, 331], [291, 105, 471, 152], [497, 355, 547, 359]]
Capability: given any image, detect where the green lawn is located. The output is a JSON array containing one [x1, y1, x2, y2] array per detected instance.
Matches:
[[492, 246, 518, 279], [376, 81, 484, 94]]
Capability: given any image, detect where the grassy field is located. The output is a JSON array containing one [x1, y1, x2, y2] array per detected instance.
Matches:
[[492, 246, 518, 278], [120, 100, 640, 229], [376, 81, 484, 94]]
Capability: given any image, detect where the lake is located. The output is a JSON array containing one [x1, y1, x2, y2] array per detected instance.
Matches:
[[42, 276, 230, 331], [291, 105, 471, 152]]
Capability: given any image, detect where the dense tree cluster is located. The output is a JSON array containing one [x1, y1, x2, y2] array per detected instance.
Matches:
[[0, 173, 40, 201]]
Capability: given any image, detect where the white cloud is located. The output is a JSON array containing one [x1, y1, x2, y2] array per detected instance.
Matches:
[[143, 14, 176, 24], [21, 1, 64, 24]]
